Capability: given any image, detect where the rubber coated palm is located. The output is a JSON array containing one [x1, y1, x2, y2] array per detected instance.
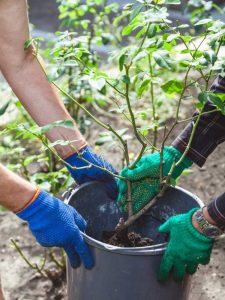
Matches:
[[117, 178, 160, 213]]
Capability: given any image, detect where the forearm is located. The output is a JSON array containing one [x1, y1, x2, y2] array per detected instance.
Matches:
[[2, 51, 86, 157], [0, 164, 36, 212], [172, 76, 225, 167], [0, 0, 86, 158]]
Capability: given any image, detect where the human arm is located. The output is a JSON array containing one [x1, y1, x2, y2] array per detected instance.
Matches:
[[0, 164, 93, 268], [0, 0, 85, 158], [0, 0, 118, 198]]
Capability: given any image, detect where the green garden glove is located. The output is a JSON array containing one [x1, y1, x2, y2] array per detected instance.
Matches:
[[117, 146, 192, 213], [118, 178, 160, 213], [158, 208, 214, 282]]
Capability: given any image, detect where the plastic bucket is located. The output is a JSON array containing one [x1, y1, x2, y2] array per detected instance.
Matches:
[[64, 182, 203, 300]]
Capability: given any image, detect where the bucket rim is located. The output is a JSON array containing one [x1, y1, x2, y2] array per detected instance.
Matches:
[[66, 185, 204, 256]]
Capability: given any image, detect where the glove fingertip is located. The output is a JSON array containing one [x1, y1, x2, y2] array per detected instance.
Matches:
[[71, 258, 81, 269], [65, 247, 81, 269], [84, 255, 94, 269], [186, 264, 198, 275], [157, 253, 173, 283], [157, 269, 169, 283], [80, 246, 94, 269], [159, 221, 171, 234], [74, 233, 94, 269]]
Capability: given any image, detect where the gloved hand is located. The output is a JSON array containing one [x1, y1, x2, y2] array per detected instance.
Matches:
[[65, 145, 118, 200], [118, 178, 160, 213], [158, 208, 214, 282], [17, 189, 94, 269], [117, 146, 192, 212]]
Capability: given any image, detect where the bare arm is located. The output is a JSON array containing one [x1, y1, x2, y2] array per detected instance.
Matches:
[[0, 164, 36, 212], [0, 0, 86, 158]]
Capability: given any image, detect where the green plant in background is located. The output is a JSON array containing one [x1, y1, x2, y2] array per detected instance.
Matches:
[[187, 0, 225, 24], [44, 0, 122, 134]]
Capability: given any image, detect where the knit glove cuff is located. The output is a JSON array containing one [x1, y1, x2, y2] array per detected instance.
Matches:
[[185, 208, 215, 243], [17, 190, 52, 220]]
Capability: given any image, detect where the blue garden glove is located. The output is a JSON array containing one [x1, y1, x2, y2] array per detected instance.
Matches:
[[158, 208, 214, 282], [17, 189, 94, 269], [65, 145, 118, 200]]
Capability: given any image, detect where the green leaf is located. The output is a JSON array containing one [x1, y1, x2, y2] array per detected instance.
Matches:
[[182, 169, 193, 176], [153, 50, 173, 70], [203, 51, 217, 65], [95, 135, 112, 146], [167, 34, 179, 43], [89, 78, 106, 90], [122, 24, 134, 36], [164, 0, 181, 4], [161, 80, 184, 94], [176, 24, 189, 29], [24, 39, 33, 49], [138, 79, 151, 97], [169, 177, 177, 187], [119, 54, 126, 71], [198, 92, 209, 104], [194, 18, 212, 26], [148, 24, 157, 38], [0, 101, 10, 116], [122, 75, 131, 85], [24, 37, 44, 50], [35, 120, 74, 134], [208, 93, 225, 114], [130, 4, 143, 22], [138, 124, 158, 136], [23, 155, 38, 167]]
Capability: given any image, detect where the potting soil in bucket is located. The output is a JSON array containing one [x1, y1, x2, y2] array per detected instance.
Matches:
[[64, 182, 203, 300]]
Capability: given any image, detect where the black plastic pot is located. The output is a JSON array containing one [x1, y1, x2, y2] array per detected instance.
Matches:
[[64, 182, 203, 300]]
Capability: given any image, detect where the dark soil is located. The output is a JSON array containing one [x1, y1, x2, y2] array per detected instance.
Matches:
[[103, 230, 153, 247]]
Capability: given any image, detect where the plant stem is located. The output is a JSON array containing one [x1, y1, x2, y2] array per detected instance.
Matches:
[[148, 53, 157, 152], [163, 66, 191, 145], [11, 239, 47, 278], [135, 22, 151, 56], [175, 110, 203, 167], [178, 109, 219, 124], [159, 126, 167, 185], [124, 65, 147, 168], [52, 81, 110, 131], [24, 127, 125, 180], [48, 249, 65, 269]]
